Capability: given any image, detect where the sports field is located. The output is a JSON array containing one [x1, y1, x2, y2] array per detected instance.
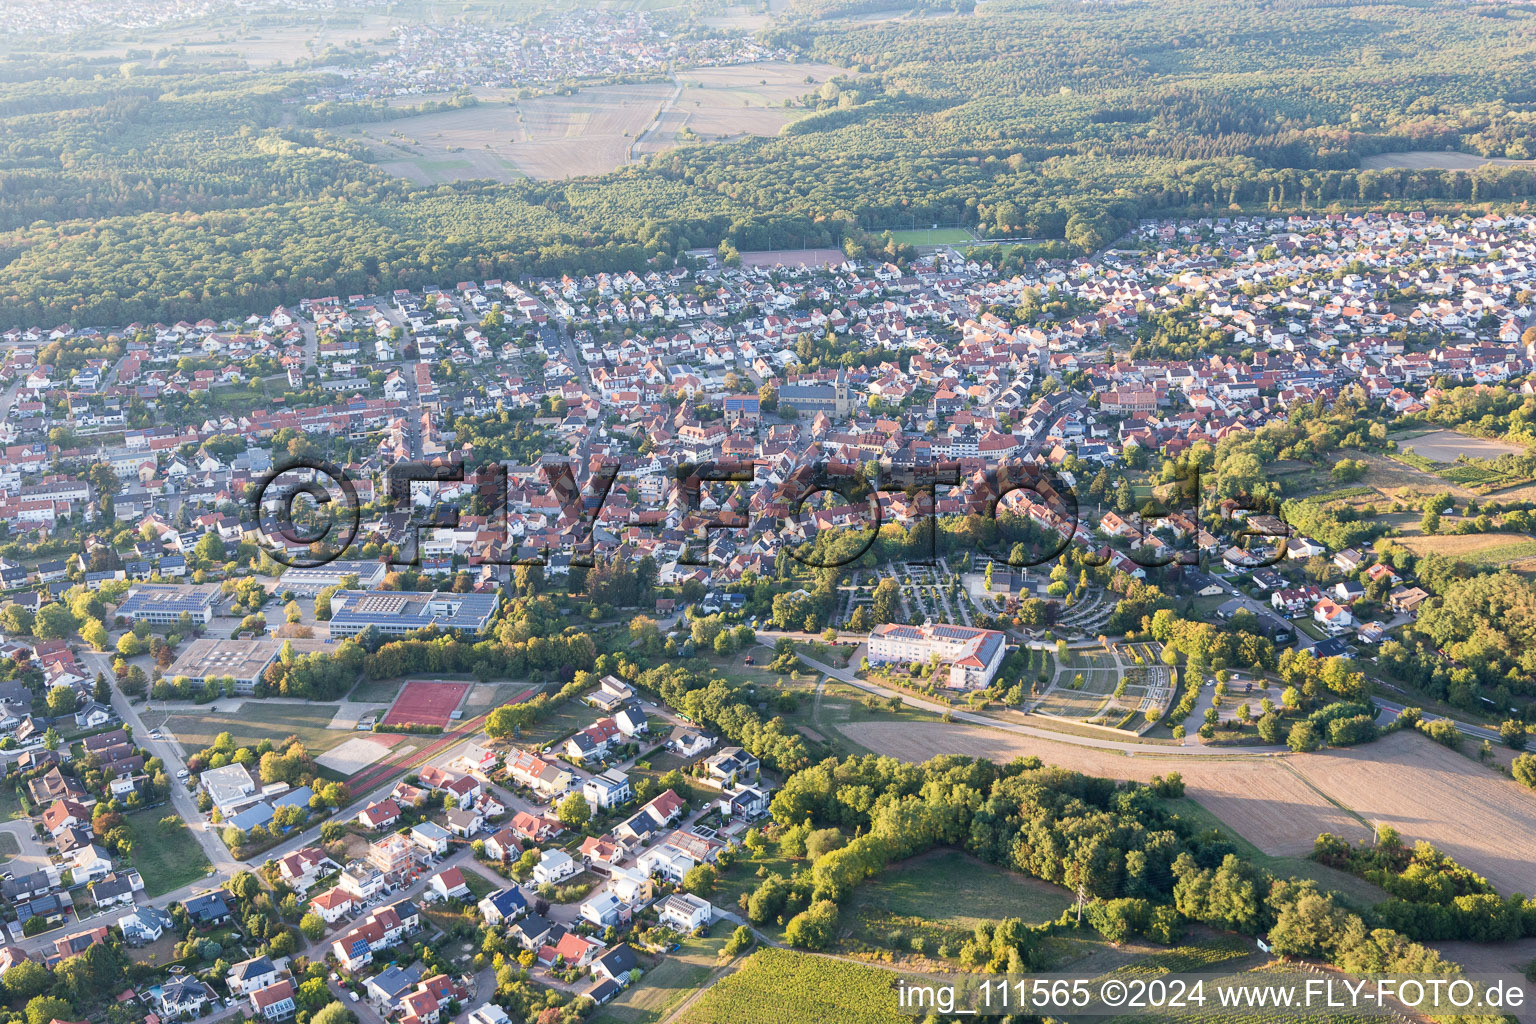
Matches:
[[885, 227, 975, 245], [382, 681, 471, 728], [316, 735, 401, 775]]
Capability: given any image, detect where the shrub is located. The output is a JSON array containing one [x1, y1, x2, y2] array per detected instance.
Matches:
[[1418, 718, 1462, 750], [1287, 721, 1322, 753]]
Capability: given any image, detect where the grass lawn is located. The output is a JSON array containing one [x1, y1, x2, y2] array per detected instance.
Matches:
[[146, 702, 354, 757], [841, 848, 1073, 958], [0, 782, 29, 821], [792, 641, 855, 668], [519, 697, 595, 746], [460, 866, 499, 901], [460, 682, 536, 715], [347, 678, 405, 703], [711, 845, 800, 942], [593, 930, 731, 1024], [777, 676, 945, 757], [128, 809, 213, 897], [1161, 797, 1386, 910], [0, 831, 19, 865]]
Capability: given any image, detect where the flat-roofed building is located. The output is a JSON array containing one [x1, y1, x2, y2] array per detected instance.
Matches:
[[166, 637, 330, 695], [327, 590, 498, 638], [115, 584, 219, 625], [278, 560, 387, 596]]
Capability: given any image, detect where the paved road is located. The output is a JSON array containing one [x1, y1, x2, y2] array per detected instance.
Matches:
[[1376, 697, 1501, 743], [82, 650, 240, 876]]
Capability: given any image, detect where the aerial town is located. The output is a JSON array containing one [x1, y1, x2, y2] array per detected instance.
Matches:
[[329, 14, 786, 96], [1, 206, 1535, 1024]]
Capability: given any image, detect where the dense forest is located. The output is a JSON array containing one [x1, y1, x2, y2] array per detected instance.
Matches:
[[4, 0, 1536, 324]]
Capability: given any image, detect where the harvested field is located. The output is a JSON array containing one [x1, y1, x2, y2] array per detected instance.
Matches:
[[383, 680, 471, 728], [858, 720, 1536, 896], [839, 721, 1371, 856], [1361, 150, 1536, 170], [1402, 428, 1525, 461], [316, 735, 399, 775], [1290, 731, 1536, 896], [353, 60, 843, 183], [634, 60, 843, 155]]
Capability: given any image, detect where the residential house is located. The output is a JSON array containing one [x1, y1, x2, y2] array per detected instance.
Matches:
[[532, 849, 577, 885], [428, 867, 471, 902], [477, 887, 528, 925], [579, 892, 625, 929], [227, 955, 282, 997], [583, 768, 632, 811], [656, 892, 713, 932], [251, 980, 297, 1020], [589, 944, 640, 986]]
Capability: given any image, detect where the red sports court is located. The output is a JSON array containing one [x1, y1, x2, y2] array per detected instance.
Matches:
[[381, 680, 471, 728]]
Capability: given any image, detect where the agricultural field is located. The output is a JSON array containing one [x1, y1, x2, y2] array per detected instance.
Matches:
[[351, 60, 842, 183], [66, 10, 395, 64], [1360, 151, 1536, 170], [1289, 731, 1536, 896], [1401, 428, 1525, 462], [848, 719, 1536, 895], [144, 702, 358, 759], [676, 947, 905, 1024], [1396, 532, 1536, 570], [1159, 798, 1386, 909], [633, 61, 845, 155], [837, 721, 1371, 856]]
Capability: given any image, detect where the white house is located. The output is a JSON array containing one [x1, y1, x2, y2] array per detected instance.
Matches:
[[583, 768, 632, 811], [532, 848, 577, 885], [227, 955, 282, 997], [580, 891, 626, 929], [656, 892, 713, 932]]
